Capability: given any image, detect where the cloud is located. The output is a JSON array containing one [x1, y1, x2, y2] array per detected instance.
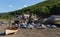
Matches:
[[8, 5, 13, 7], [24, 5, 28, 7]]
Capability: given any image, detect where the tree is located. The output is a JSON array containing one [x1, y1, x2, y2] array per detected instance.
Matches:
[[50, 5, 60, 15]]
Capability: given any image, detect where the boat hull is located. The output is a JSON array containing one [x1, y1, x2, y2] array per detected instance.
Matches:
[[6, 29, 18, 35]]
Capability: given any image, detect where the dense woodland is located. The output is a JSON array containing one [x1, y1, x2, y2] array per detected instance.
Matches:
[[0, 0, 60, 19]]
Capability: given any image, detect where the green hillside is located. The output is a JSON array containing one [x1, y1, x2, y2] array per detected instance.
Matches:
[[0, 0, 60, 19]]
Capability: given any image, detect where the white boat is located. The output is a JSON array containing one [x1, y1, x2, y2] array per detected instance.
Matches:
[[36, 24, 46, 29], [27, 24, 34, 29], [6, 27, 18, 35]]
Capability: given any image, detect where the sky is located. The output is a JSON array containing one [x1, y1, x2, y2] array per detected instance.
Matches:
[[0, 0, 45, 13]]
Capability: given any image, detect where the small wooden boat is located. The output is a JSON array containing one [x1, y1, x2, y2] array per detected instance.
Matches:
[[6, 27, 18, 35]]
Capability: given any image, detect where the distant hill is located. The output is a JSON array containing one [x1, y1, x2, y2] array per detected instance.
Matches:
[[0, 0, 60, 19]]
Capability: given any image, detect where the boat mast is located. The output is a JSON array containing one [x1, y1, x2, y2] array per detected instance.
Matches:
[[9, 14, 11, 28]]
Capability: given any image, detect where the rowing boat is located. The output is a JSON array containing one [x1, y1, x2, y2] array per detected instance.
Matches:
[[6, 27, 18, 35]]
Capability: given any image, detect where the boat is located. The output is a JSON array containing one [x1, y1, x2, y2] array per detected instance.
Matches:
[[6, 14, 20, 35], [6, 27, 18, 35]]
